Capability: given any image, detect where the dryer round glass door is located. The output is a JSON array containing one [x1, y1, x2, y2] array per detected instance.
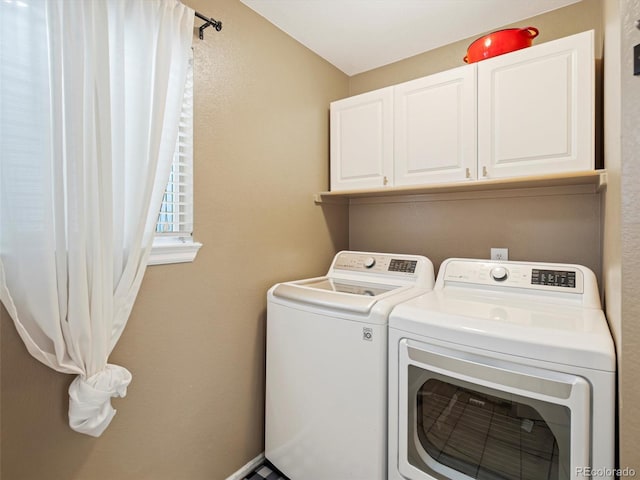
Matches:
[[398, 339, 591, 480]]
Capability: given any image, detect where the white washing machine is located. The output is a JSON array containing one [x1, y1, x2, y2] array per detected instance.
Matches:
[[266, 251, 435, 480], [388, 258, 616, 480]]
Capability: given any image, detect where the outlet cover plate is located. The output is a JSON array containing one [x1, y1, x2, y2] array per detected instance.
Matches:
[[491, 248, 509, 261]]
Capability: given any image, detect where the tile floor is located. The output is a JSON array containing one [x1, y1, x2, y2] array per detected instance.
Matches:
[[243, 460, 289, 480]]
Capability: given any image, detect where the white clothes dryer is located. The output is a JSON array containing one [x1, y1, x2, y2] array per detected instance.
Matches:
[[266, 251, 435, 480], [388, 258, 616, 480]]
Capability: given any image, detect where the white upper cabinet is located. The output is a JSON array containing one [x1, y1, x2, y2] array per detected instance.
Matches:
[[330, 87, 393, 191], [394, 65, 477, 186], [477, 30, 594, 179], [328, 30, 595, 192]]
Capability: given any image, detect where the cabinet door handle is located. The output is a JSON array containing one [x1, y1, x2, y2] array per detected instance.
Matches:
[[466, 168, 471, 179], [383, 176, 389, 186], [482, 166, 488, 177]]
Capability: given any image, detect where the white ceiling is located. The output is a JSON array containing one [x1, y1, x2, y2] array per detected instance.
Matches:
[[239, 0, 582, 75]]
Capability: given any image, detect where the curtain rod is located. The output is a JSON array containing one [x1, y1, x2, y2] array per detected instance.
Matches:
[[195, 11, 222, 40]]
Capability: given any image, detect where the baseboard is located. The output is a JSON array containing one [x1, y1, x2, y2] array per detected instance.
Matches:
[[225, 453, 265, 480]]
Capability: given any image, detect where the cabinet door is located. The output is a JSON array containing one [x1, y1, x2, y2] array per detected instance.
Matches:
[[478, 30, 594, 179], [330, 87, 393, 191], [394, 65, 477, 186]]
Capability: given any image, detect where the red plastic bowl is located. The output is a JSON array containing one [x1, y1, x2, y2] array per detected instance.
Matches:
[[463, 27, 539, 63]]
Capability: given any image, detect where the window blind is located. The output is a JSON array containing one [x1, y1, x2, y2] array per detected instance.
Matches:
[[156, 52, 194, 237]]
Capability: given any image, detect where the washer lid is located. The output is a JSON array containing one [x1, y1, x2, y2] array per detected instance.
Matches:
[[273, 277, 408, 314], [389, 289, 616, 371], [302, 277, 401, 296]]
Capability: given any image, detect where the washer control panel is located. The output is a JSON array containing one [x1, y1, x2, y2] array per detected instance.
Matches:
[[333, 252, 418, 276], [442, 260, 585, 294], [327, 251, 435, 289]]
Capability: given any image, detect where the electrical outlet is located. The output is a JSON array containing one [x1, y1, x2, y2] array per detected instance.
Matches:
[[491, 248, 509, 261]]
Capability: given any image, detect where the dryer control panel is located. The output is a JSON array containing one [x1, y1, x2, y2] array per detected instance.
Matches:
[[437, 259, 603, 309], [531, 269, 577, 288], [440, 259, 588, 295]]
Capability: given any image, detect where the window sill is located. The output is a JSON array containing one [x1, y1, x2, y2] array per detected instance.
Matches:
[[148, 237, 202, 266]]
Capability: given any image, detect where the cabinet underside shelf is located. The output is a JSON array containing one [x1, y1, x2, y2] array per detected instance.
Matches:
[[314, 170, 607, 204]]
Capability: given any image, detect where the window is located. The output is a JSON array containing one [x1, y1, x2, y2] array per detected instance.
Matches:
[[148, 51, 202, 265]]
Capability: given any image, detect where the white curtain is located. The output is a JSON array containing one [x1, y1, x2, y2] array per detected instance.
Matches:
[[0, 0, 194, 437]]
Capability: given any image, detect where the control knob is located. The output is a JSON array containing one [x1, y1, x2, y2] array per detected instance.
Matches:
[[364, 257, 376, 268], [490, 266, 509, 282]]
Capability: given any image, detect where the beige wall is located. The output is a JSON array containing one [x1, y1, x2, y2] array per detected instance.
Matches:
[[603, 0, 623, 369], [0, 0, 349, 478], [350, 188, 602, 277], [618, 0, 640, 468]]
